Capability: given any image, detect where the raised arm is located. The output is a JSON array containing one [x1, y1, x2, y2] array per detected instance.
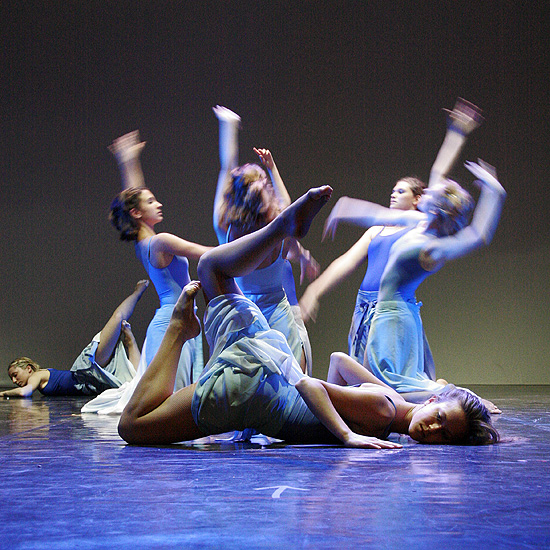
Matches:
[[109, 130, 147, 190], [422, 160, 506, 264], [299, 228, 376, 322], [429, 98, 484, 188], [213, 106, 241, 241], [323, 197, 424, 240], [253, 148, 291, 208], [294, 377, 402, 449]]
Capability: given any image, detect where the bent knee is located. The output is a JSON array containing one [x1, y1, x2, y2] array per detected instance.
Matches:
[[117, 412, 141, 445]]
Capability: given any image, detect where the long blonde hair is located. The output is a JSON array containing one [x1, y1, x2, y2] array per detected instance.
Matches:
[[432, 180, 474, 236]]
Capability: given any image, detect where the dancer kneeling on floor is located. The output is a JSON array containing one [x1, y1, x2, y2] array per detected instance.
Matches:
[[118, 188, 499, 448]]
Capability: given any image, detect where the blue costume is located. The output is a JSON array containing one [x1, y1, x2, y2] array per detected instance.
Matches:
[[220, 228, 312, 374], [365, 233, 445, 396], [81, 238, 203, 414], [192, 294, 336, 442], [40, 370, 87, 396], [41, 332, 136, 396], [348, 227, 435, 382]]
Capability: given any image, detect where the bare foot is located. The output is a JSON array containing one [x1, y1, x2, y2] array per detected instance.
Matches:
[[278, 186, 333, 239], [436, 378, 448, 386], [135, 279, 149, 298], [120, 320, 136, 348], [171, 281, 201, 340]]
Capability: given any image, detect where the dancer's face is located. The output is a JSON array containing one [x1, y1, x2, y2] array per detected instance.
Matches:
[[417, 183, 446, 214], [408, 398, 468, 444], [390, 181, 420, 210], [8, 365, 33, 387], [136, 190, 164, 225]]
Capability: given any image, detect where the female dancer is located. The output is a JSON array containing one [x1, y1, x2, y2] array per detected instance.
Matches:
[[81, 132, 211, 414], [323, 158, 506, 397], [117, 188, 499, 448], [213, 106, 318, 374], [300, 98, 483, 383], [2, 280, 148, 398]]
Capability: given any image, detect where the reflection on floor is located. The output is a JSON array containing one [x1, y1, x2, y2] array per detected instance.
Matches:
[[1, 385, 549, 549]]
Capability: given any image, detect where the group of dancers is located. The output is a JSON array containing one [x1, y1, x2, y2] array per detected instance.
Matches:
[[2, 98, 506, 449]]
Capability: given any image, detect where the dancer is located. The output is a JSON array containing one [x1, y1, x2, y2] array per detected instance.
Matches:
[[323, 158, 506, 397], [213, 106, 317, 374], [81, 132, 211, 414], [2, 280, 148, 398], [117, 188, 499, 448], [300, 98, 484, 383]]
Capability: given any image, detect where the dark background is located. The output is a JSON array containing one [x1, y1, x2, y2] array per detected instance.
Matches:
[[1, 1, 548, 386]]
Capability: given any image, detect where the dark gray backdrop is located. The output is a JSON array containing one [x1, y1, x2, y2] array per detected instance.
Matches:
[[2, 2, 548, 386]]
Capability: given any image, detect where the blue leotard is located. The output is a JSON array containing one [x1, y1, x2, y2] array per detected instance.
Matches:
[[39, 369, 87, 396], [349, 227, 435, 383]]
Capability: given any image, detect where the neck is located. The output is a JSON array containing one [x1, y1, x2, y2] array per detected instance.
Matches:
[[391, 401, 421, 435], [137, 224, 156, 241]]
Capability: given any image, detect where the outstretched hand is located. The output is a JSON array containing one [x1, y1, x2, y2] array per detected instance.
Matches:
[[322, 198, 346, 241], [253, 148, 274, 171], [299, 290, 320, 323], [299, 249, 320, 284], [344, 433, 403, 450], [108, 130, 146, 164], [465, 159, 504, 194], [213, 105, 241, 125], [444, 98, 484, 136]]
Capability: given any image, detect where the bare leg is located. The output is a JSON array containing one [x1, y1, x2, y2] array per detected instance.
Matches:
[[198, 186, 333, 302], [120, 321, 141, 369], [95, 280, 149, 368], [118, 281, 204, 444]]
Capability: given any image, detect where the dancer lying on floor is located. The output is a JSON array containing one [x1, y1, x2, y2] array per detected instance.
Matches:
[[2, 280, 149, 398], [118, 188, 499, 448]]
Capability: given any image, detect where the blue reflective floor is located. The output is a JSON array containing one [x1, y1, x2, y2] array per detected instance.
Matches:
[[1, 386, 549, 549]]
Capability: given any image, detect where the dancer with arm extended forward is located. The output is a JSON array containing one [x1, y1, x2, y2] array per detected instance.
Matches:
[[300, 98, 484, 386], [81, 132, 211, 414], [3, 280, 148, 398], [323, 157, 506, 400], [117, 187, 499, 448]]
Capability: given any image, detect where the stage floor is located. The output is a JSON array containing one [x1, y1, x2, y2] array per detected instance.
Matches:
[[1, 385, 549, 549]]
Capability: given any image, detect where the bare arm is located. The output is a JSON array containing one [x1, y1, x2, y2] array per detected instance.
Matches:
[[295, 377, 402, 449], [0, 372, 46, 398], [285, 239, 320, 285], [108, 130, 147, 190], [299, 229, 375, 322], [213, 106, 241, 239], [152, 233, 213, 261], [253, 148, 291, 208], [323, 197, 424, 240], [429, 98, 484, 188], [422, 160, 506, 264]]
